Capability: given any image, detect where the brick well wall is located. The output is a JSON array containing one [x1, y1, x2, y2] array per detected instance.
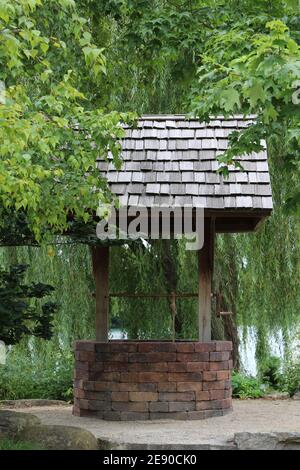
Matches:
[[73, 340, 233, 420]]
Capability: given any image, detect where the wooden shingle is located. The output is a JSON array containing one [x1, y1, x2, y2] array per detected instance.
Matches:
[[97, 115, 273, 218]]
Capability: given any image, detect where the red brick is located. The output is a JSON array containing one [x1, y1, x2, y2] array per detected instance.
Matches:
[[209, 389, 226, 400], [177, 382, 203, 392], [138, 383, 157, 392], [159, 392, 194, 402], [120, 372, 139, 383], [112, 402, 148, 412], [224, 380, 231, 389], [91, 372, 120, 382], [89, 400, 111, 411], [215, 341, 233, 352], [90, 363, 104, 372], [96, 352, 128, 363], [72, 405, 80, 416], [95, 343, 111, 352], [210, 351, 230, 362], [217, 370, 230, 380], [203, 380, 226, 391], [82, 381, 95, 391], [103, 411, 121, 420], [129, 392, 158, 402], [150, 412, 187, 420], [74, 369, 89, 380], [128, 362, 168, 372], [187, 411, 207, 420], [203, 371, 217, 381], [120, 412, 149, 420], [210, 361, 230, 371], [139, 372, 168, 383], [92, 381, 116, 391], [75, 351, 95, 362], [103, 362, 128, 372], [127, 363, 144, 372], [195, 391, 210, 401], [138, 342, 177, 353], [76, 361, 90, 371], [196, 401, 212, 410], [168, 372, 202, 382], [85, 391, 111, 401], [204, 410, 224, 418], [157, 382, 176, 392], [74, 379, 83, 389], [129, 352, 176, 363], [177, 352, 209, 362], [168, 401, 195, 412], [149, 402, 168, 412], [77, 399, 89, 410], [74, 341, 95, 352], [109, 342, 137, 353], [114, 382, 139, 392], [176, 343, 195, 353], [74, 388, 85, 399], [111, 391, 129, 401], [194, 342, 217, 353], [168, 362, 187, 373], [208, 398, 231, 410], [73, 340, 233, 421], [77, 409, 96, 418], [187, 362, 210, 372]]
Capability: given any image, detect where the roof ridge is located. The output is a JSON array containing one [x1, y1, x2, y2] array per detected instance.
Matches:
[[141, 114, 257, 120]]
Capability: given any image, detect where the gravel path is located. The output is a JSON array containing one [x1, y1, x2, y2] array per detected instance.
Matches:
[[9, 399, 300, 448]]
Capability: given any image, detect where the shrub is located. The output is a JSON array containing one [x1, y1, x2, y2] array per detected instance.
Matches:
[[0, 264, 57, 345], [0, 346, 73, 401], [279, 361, 300, 396], [231, 371, 264, 399], [259, 356, 282, 388]]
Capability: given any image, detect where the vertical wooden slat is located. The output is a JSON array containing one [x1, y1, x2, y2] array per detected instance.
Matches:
[[198, 217, 215, 341], [91, 246, 109, 342]]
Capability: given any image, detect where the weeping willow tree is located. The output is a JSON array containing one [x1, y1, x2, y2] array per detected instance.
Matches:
[[110, 240, 200, 340], [1, 0, 299, 379], [237, 139, 300, 364], [0, 242, 95, 352]]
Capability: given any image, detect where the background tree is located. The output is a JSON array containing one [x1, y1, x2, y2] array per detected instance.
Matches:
[[0, 0, 134, 241], [1, 0, 299, 383], [0, 263, 57, 345]]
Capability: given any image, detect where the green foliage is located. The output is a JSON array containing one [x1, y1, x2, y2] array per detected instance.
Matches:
[[259, 356, 282, 388], [237, 141, 300, 361], [0, 264, 57, 345], [0, 0, 135, 241], [232, 371, 264, 399], [110, 241, 179, 339], [0, 0, 299, 398], [189, 11, 300, 211], [0, 438, 44, 450], [279, 333, 300, 394], [0, 344, 73, 401], [280, 361, 300, 395]]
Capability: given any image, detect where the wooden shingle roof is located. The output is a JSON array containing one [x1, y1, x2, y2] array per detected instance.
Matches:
[[97, 115, 273, 232]]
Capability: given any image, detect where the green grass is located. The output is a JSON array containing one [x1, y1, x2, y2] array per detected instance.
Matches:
[[0, 438, 44, 450]]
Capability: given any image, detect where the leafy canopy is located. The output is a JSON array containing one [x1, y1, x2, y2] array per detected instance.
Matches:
[[189, 14, 300, 211], [0, 0, 134, 241]]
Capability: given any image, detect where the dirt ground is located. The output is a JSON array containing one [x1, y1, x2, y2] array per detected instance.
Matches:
[[8, 399, 300, 448]]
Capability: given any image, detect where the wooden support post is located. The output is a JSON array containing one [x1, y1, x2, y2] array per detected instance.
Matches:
[[91, 246, 109, 342], [198, 218, 215, 341]]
